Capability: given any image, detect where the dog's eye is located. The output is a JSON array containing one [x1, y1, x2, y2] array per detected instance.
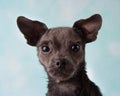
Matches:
[[70, 43, 80, 52], [41, 46, 50, 52]]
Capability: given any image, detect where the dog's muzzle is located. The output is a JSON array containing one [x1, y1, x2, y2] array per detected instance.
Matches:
[[47, 58, 76, 83], [53, 58, 68, 70]]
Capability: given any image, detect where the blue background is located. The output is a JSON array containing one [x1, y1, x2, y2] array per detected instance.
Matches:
[[0, 0, 120, 96]]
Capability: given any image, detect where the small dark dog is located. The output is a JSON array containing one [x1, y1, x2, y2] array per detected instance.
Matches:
[[17, 14, 102, 96]]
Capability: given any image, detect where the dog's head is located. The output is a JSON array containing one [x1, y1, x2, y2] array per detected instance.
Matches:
[[17, 14, 102, 83]]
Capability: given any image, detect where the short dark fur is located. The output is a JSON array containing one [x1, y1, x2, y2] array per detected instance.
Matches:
[[17, 14, 102, 96]]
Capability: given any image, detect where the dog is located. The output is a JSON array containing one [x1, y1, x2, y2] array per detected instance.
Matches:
[[17, 14, 102, 96]]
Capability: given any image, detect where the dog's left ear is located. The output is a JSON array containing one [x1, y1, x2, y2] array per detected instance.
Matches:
[[73, 14, 102, 43], [17, 16, 48, 46]]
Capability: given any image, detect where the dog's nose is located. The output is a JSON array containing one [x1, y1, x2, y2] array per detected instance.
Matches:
[[55, 59, 67, 69]]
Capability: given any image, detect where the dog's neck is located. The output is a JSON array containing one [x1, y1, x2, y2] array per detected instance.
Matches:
[[47, 61, 89, 96]]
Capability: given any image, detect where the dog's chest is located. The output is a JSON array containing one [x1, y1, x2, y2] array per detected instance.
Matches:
[[59, 83, 76, 93], [50, 83, 81, 96]]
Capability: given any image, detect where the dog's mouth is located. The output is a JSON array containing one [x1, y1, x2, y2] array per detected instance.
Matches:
[[47, 64, 76, 83]]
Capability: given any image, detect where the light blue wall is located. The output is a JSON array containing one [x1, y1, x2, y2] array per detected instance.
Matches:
[[0, 0, 120, 96]]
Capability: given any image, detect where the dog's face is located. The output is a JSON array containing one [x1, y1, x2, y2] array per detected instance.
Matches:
[[17, 14, 102, 83], [37, 27, 85, 82]]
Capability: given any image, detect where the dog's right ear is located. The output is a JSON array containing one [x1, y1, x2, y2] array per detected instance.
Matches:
[[17, 16, 48, 46]]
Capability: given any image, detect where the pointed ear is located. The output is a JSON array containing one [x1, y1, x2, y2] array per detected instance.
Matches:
[[17, 16, 48, 46], [73, 14, 102, 43]]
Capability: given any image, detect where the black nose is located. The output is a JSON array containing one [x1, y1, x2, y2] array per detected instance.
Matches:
[[55, 59, 67, 69]]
